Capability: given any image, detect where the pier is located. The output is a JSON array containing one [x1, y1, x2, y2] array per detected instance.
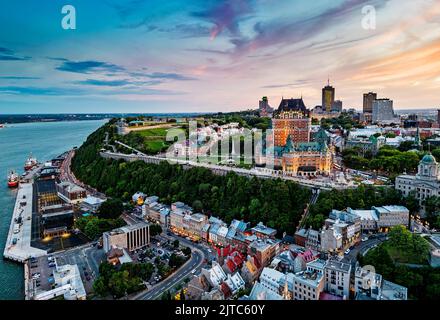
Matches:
[[3, 169, 47, 263]]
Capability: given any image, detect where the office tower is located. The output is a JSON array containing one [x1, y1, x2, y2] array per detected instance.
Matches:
[[372, 99, 394, 123], [322, 79, 335, 113], [363, 92, 377, 114]]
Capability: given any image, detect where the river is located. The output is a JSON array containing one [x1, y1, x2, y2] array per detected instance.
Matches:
[[0, 119, 107, 299]]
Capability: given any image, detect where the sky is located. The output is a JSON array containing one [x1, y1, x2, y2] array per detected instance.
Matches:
[[1, 0, 440, 114]]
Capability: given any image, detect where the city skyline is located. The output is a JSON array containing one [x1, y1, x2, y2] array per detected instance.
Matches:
[[1, 0, 440, 113]]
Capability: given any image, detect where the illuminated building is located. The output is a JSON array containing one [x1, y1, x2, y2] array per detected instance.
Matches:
[[322, 80, 335, 113], [363, 92, 377, 114], [269, 128, 333, 176], [272, 97, 311, 146]]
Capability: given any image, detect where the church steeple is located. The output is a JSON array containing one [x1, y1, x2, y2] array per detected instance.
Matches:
[[414, 125, 422, 150]]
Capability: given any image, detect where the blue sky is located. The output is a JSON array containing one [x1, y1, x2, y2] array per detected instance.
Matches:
[[1, 0, 440, 113]]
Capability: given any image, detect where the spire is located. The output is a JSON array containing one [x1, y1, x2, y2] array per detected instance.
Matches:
[[327, 75, 330, 86], [415, 125, 422, 150]]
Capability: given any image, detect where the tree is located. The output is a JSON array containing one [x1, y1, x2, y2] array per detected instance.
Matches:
[[161, 290, 172, 300], [169, 253, 187, 269], [108, 270, 130, 298], [84, 218, 101, 239], [172, 239, 180, 249], [98, 198, 124, 219], [93, 276, 108, 297], [149, 224, 163, 237], [192, 200, 203, 212], [182, 246, 192, 256], [180, 288, 186, 300]]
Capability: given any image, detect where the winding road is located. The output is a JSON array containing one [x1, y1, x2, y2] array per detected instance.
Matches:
[[132, 234, 209, 300]]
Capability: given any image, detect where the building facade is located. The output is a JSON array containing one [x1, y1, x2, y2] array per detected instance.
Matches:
[[272, 98, 311, 146], [322, 81, 335, 113], [324, 259, 352, 299], [103, 222, 150, 253], [372, 99, 394, 123], [363, 92, 377, 114], [395, 153, 440, 215]]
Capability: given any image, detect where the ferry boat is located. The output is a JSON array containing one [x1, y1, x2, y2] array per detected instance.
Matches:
[[7, 170, 19, 188], [24, 154, 38, 171]]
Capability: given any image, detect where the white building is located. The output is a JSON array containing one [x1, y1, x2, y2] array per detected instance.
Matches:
[[34, 263, 86, 300], [289, 270, 325, 300], [80, 196, 105, 212], [396, 153, 440, 215], [348, 208, 378, 232], [201, 261, 227, 288], [320, 227, 343, 252], [324, 258, 352, 299], [224, 273, 245, 296], [373, 206, 409, 229], [372, 99, 395, 123], [259, 267, 284, 295], [354, 266, 383, 300]]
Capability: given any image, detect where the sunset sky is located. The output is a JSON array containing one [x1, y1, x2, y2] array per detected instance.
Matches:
[[1, 0, 440, 113]]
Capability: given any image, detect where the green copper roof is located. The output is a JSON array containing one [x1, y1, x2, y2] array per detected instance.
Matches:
[[421, 154, 436, 163]]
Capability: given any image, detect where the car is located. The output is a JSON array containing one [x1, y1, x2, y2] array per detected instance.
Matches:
[[344, 249, 351, 255], [361, 237, 368, 242], [86, 275, 91, 281], [84, 271, 89, 276], [191, 269, 197, 274]]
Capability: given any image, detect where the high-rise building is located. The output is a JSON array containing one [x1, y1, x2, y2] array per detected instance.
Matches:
[[437, 109, 440, 127], [372, 99, 394, 123], [322, 80, 335, 113], [272, 97, 311, 146], [331, 100, 343, 112], [363, 92, 377, 114]]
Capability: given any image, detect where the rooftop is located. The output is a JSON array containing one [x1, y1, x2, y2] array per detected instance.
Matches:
[[251, 222, 277, 236], [325, 258, 352, 273]]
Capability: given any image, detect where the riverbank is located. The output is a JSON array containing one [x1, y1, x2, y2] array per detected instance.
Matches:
[[0, 120, 107, 299]]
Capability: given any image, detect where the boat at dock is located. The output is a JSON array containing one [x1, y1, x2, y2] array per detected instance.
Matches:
[[24, 154, 37, 171], [7, 170, 19, 188]]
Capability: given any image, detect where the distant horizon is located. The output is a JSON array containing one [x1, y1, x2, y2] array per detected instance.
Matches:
[[1, 107, 440, 116], [2, 1, 440, 113]]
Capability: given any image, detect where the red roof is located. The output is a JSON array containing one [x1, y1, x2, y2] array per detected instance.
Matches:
[[232, 252, 244, 267], [225, 259, 237, 273], [220, 282, 232, 299]]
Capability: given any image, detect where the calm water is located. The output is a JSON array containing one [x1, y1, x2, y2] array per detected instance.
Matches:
[[0, 119, 107, 299]]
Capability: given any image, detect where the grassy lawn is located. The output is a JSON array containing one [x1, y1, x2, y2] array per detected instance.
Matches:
[[382, 241, 429, 265], [144, 140, 171, 154], [136, 127, 170, 137]]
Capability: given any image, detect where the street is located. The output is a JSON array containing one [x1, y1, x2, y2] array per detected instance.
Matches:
[[132, 233, 209, 300], [341, 234, 388, 267]]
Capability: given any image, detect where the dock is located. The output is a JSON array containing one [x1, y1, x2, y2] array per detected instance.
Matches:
[[3, 169, 47, 263]]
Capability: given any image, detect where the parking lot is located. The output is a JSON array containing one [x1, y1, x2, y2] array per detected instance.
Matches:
[[130, 237, 191, 286], [53, 243, 106, 293], [27, 255, 57, 295]]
